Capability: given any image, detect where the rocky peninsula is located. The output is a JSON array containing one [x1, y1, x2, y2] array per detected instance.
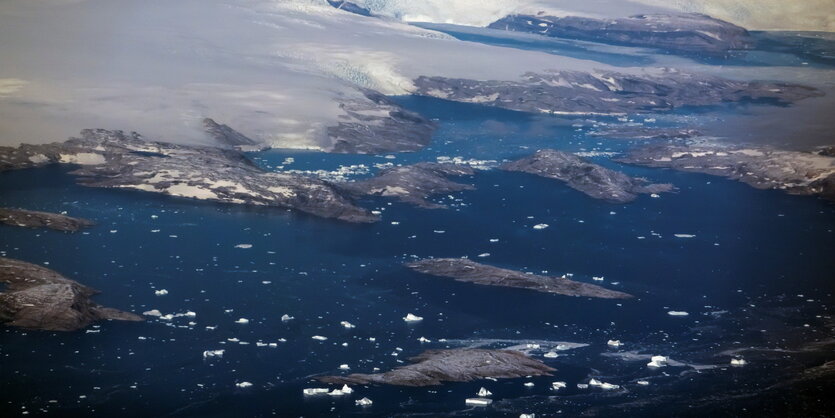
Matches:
[[0, 208, 94, 232], [501, 149, 673, 203], [0, 257, 142, 331]]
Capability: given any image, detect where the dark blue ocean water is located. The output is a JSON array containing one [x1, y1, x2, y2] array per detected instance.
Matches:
[[1, 94, 833, 416]]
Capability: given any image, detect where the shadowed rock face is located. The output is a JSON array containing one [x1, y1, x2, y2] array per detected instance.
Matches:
[[414, 70, 820, 116], [327, 0, 372, 17], [0, 129, 378, 224], [0, 257, 142, 331], [501, 149, 673, 203], [340, 162, 475, 208], [406, 258, 633, 299], [0, 208, 94, 232], [318, 349, 555, 387], [617, 142, 835, 201], [328, 90, 436, 154], [202, 118, 265, 151], [488, 13, 753, 56]]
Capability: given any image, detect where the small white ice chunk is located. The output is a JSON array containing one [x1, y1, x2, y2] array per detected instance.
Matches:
[[312, 335, 328, 341], [234, 244, 253, 249], [281, 314, 294, 322], [543, 351, 559, 358], [355, 397, 373, 406], [532, 223, 549, 230], [340, 321, 356, 329], [235, 318, 250, 324], [647, 355, 668, 368], [607, 339, 623, 347], [236, 382, 253, 388], [730, 358, 747, 366], [154, 289, 169, 296], [551, 381, 567, 390], [667, 311, 689, 316], [203, 349, 224, 358]]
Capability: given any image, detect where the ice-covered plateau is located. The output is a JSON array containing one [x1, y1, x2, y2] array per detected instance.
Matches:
[[0, 257, 143, 331]]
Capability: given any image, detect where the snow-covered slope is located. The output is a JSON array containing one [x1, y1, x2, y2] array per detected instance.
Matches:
[[0, 0, 614, 149]]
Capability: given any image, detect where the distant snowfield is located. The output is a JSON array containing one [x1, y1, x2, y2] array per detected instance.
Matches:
[[352, 0, 835, 31], [0, 0, 831, 149], [0, 0, 613, 149]]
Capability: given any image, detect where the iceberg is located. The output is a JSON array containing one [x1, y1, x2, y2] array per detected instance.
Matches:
[[281, 314, 294, 322], [234, 318, 250, 324], [154, 289, 169, 296], [607, 339, 623, 347], [589, 379, 620, 390], [234, 244, 253, 249], [339, 364, 350, 370], [532, 223, 549, 230], [142, 309, 162, 317], [543, 351, 559, 358], [403, 313, 423, 322], [551, 381, 567, 390], [477, 387, 492, 397], [667, 311, 689, 316], [340, 321, 356, 329], [236, 382, 253, 388], [312, 335, 328, 341]]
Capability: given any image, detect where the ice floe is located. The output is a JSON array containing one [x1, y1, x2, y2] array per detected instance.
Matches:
[[667, 311, 689, 316], [234, 318, 250, 324], [532, 223, 549, 230], [154, 289, 169, 296], [235, 382, 253, 388], [543, 351, 559, 358], [234, 244, 253, 249], [142, 309, 162, 317], [674, 234, 696, 238], [303, 388, 330, 396], [465, 398, 492, 406], [589, 378, 620, 390], [312, 335, 328, 341], [340, 321, 356, 329]]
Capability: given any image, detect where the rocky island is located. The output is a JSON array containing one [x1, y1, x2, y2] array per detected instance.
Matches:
[[618, 141, 835, 201], [406, 258, 632, 299], [488, 13, 753, 56], [0, 129, 378, 223], [414, 70, 819, 116], [340, 162, 475, 208], [0, 208, 94, 232], [318, 348, 554, 387], [501, 149, 673, 203], [328, 90, 436, 154], [0, 257, 142, 331]]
